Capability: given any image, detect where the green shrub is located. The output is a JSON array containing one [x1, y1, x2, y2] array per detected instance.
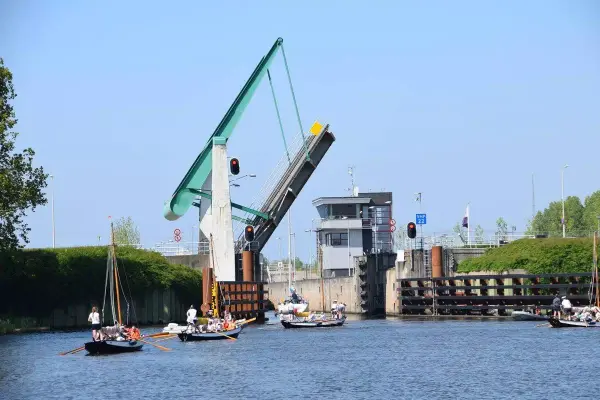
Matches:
[[0, 246, 202, 317], [458, 237, 597, 274]]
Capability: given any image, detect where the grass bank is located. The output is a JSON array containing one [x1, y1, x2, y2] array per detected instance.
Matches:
[[0, 246, 202, 330], [457, 237, 597, 274]]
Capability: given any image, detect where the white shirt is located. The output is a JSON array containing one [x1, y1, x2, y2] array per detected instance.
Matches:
[[88, 312, 100, 324], [187, 308, 197, 323], [562, 299, 572, 308], [331, 303, 337, 310]]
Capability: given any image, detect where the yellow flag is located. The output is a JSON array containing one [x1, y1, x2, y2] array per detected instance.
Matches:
[[310, 121, 323, 136]]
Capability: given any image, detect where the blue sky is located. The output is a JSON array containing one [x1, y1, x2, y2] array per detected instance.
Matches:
[[2, 0, 599, 261]]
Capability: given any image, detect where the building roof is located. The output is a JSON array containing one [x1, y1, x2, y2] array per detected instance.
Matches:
[[312, 192, 393, 208], [312, 196, 373, 207]]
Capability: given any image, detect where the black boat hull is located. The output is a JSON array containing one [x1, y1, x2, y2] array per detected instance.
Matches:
[[281, 316, 346, 329], [84, 340, 144, 354], [178, 326, 242, 341]]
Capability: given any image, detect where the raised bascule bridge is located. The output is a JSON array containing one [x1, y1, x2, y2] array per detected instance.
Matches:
[[163, 37, 335, 322]]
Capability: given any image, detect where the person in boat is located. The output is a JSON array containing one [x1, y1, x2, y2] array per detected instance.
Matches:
[[552, 294, 561, 319], [187, 305, 198, 327], [331, 300, 338, 319], [88, 306, 104, 341], [561, 296, 572, 319]]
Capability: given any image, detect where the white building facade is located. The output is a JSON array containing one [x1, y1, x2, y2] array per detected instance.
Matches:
[[313, 192, 393, 277]]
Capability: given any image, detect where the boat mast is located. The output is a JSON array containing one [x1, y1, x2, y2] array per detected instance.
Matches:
[[209, 234, 220, 318], [111, 222, 123, 325], [594, 231, 599, 308]]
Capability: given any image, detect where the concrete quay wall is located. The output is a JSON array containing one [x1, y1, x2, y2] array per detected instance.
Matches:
[[267, 277, 361, 314]]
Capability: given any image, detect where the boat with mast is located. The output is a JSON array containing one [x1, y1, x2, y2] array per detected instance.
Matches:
[[548, 232, 600, 328], [84, 221, 144, 354], [177, 234, 243, 341]]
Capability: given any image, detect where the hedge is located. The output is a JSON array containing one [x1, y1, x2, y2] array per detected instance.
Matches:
[[457, 237, 598, 274], [0, 246, 202, 317]]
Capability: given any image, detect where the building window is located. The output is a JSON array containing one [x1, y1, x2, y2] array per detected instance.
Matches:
[[327, 232, 348, 246]]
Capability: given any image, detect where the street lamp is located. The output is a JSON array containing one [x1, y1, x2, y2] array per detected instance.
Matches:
[[304, 229, 313, 278], [561, 164, 569, 238], [342, 217, 351, 276], [230, 174, 257, 183], [50, 174, 55, 248]]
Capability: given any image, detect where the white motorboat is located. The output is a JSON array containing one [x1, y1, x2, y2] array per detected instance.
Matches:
[[277, 299, 309, 315], [511, 311, 549, 321]]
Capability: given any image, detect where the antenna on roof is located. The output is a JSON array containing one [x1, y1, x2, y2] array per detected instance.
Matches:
[[348, 166, 357, 196]]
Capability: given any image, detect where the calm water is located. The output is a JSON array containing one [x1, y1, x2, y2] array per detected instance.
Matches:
[[1, 313, 598, 399]]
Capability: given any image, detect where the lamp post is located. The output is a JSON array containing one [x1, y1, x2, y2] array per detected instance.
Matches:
[[342, 216, 351, 277], [561, 164, 569, 238], [305, 229, 313, 279], [192, 225, 196, 254], [50, 174, 55, 248], [276, 236, 282, 282]]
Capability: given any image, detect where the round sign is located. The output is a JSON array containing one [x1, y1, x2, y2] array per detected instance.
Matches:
[[174, 228, 181, 236], [174, 234, 181, 242], [390, 225, 396, 232], [390, 219, 396, 226]]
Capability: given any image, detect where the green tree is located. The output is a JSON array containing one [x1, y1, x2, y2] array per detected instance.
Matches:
[[113, 216, 141, 245], [496, 217, 508, 239], [294, 257, 304, 270], [528, 195, 586, 236], [474, 225, 485, 243], [0, 58, 47, 251], [453, 222, 466, 243], [582, 191, 600, 232]]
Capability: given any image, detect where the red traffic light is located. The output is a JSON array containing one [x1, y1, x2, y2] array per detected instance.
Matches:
[[244, 225, 254, 241], [230, 158, 240, 175], [407, 222, 417, 239]]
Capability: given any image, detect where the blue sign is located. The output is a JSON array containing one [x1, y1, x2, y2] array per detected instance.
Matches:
[[416, 213, 427, 225]]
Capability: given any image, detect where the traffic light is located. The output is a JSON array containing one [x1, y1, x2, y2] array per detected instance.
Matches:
[[244, 225, 254, 242], [230, 158, 240, 175], [407, 222, 417, 239]]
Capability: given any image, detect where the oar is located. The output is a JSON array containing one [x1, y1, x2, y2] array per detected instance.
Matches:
[[59, 346, 85, 356], [213, 330, 237, 341], [139, 338, 171, 351], [153, 335, 177, 343], [144, 332, 172, 338], [239, 317, 256, 325]]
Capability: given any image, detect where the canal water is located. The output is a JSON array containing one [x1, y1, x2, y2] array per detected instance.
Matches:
[[1, 314, 598, 399]]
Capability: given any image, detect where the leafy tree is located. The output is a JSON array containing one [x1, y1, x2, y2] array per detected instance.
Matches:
[[0, 58, 47, 251], [112, 216, 141, 245], [582, 191, 600, 232], [527, 195, 586, 236], [294, 257, 304, 270], [453, 222, 466, 244], [496, 217, 508, 239], [474, 225, 485, 243]]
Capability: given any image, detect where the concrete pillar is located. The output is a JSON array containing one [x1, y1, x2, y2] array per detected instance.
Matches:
[[210, 137, 236, 281]]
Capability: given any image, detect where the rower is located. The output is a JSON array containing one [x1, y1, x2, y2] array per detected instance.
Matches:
[[552, 294, 561, 318], [187, 305, 197, 328], [561, 296, 572, 319], [331, 300, 338, 319]]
